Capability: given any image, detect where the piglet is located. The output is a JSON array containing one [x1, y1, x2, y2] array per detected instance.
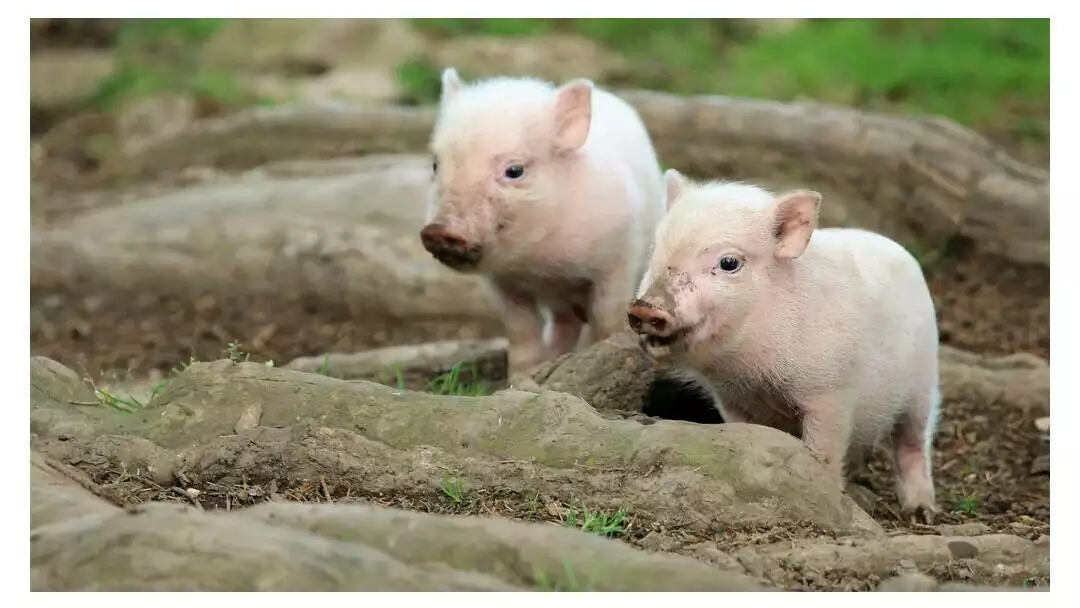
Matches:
[[629, 170, 941, 519], [420, 68, 666, 376]]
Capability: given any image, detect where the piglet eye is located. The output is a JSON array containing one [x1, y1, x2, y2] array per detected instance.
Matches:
[[504, 164, 525, 179], [432, 159, 438, 174], [717, 256, 741, 273]]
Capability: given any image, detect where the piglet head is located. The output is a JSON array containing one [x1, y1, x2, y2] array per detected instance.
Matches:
[[629, 169, 822, 357], [420, 67, 593, 273]]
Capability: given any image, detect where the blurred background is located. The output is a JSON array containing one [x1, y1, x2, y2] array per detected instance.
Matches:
[[30, 18, 1049, 165]]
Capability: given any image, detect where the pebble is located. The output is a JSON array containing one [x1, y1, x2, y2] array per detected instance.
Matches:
[[1034, 417, 1050, 433], [947, 540, 979, 559]]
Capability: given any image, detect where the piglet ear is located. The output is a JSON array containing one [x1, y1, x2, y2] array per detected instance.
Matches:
[[772, 190, 822, 259], [663, 168, 686, 210], [440, 67, 463, 105], [552, 79, 593, 151]]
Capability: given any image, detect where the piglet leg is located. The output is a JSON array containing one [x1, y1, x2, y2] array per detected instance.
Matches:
[[891, 390, 940, 522], [497, 289, 547, 377], [586, 266, 638, 345], [545, 306, 585, 360], [799, 391, 856, 491]]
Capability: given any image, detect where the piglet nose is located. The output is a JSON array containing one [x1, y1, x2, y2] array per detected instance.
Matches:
[[627, 300, 675, 337], [419, 223, 484, 269], [420, 223, 469, 252], [421, 223, 464, 249]]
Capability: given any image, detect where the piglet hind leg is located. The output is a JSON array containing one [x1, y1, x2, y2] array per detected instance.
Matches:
[[891, 389, 941, 523], [497, 289, 548, 377]]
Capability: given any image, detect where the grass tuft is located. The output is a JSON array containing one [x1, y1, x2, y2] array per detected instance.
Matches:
[[562, 502, 631, 537], [425, 362, 491, 397]]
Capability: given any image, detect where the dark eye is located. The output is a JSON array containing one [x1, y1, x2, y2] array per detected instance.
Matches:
[[432, 159, 438, 174], [717, 256, 741, 273], [504, 164, 525, 179]]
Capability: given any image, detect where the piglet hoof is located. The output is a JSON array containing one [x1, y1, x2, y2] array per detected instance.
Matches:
[[507, 373, 543, 393], [904, 504, 939, 526]]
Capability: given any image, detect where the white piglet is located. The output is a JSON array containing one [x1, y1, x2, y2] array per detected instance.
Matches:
[[420, 68, 666, 376], [628, 169, 941, 519]]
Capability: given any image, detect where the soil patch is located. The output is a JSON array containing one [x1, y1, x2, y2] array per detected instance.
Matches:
[[30, 274, 503, 381]]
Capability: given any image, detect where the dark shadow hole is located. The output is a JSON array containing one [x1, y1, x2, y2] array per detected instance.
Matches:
[[642, 375, 725, 424]]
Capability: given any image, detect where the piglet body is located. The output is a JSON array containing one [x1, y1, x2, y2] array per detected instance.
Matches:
[[630, 171, 941, 518], [421, 68, 665, 375]]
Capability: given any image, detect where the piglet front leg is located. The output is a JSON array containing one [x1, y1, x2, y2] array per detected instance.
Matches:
[[798, 391, 856, 492], [544, 305, 586, 360], [587, 265, 639, 345], [497, 289, 548, 377]]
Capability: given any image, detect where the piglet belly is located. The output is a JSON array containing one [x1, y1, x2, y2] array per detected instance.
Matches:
[[717, 386, 804, 439]]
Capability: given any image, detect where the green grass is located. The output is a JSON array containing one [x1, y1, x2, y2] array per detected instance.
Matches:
[[424, 362, 491, 397], [78, 341, 272, 414], [373, 363, 408, 390], [561, 502, 630, 537], [720, 19, 1049, 137], [954, 493, 982, 516], [405, 18, 1049, 157], [86, 18, 260, 110], [82, 381, 165, 413], [533, 560, 589, 592], [439, 474, 468, 504]]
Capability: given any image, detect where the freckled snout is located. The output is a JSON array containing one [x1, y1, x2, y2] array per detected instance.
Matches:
[[627, 299, 677, 338], [420, 223, 484, 270]]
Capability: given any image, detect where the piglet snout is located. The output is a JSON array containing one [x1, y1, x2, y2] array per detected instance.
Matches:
[[420, 223, 483, 269], [627, 300, 676, 337]]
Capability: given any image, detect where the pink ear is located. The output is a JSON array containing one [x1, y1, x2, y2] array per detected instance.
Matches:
[[552, 79, 593, 150], [773, 190, 822, 259], [440, 67, 462, 105], [664, 169, 686, 210]]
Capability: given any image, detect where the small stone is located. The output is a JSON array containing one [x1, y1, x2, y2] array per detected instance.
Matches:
[[234, 402, 264, 434], [947, 540, 979, 559], [1034, 416, 1049, 433]]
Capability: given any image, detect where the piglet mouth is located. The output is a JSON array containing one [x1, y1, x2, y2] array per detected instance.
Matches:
[[642, 329, 690, 348], [419, 223, 484, 271], [431, 248, 483, 270]]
